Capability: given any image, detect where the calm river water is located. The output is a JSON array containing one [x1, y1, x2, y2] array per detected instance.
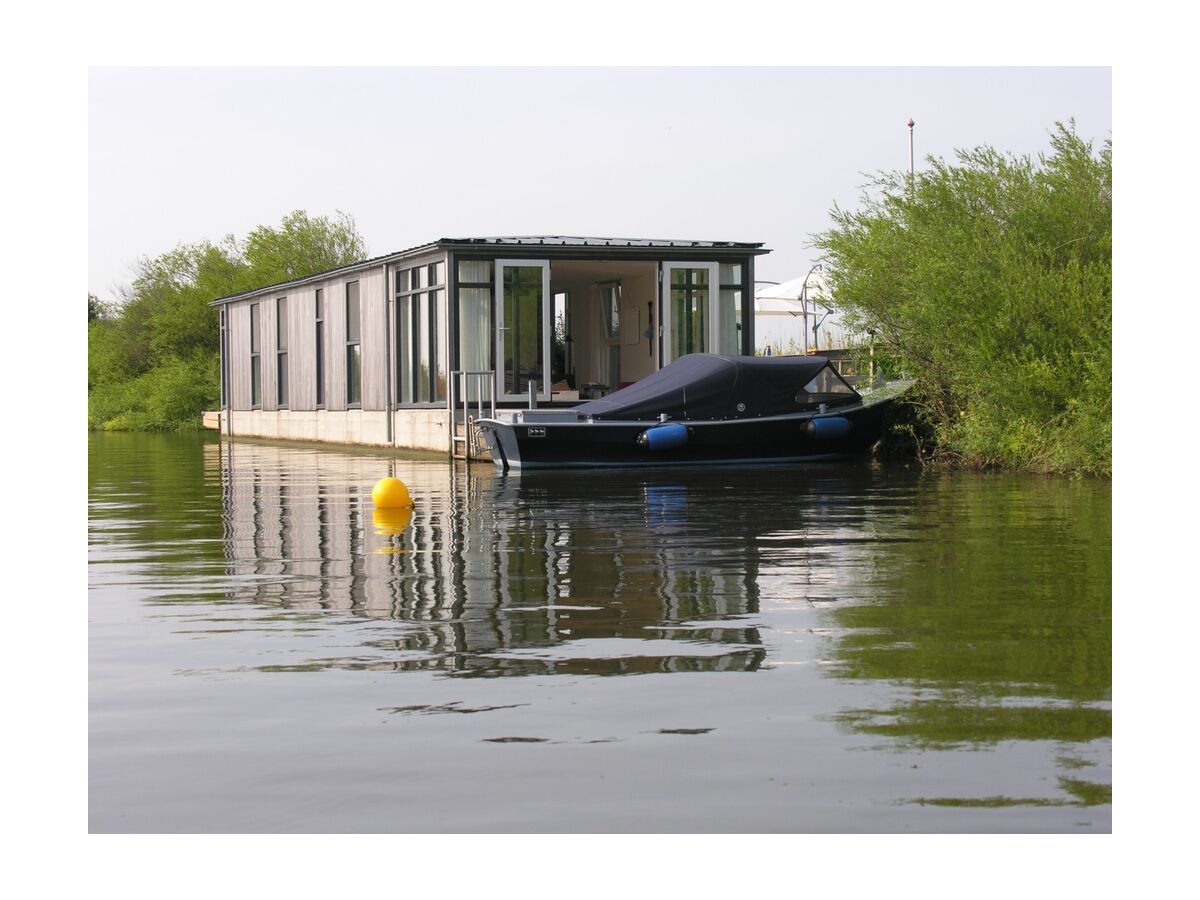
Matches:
[[89, 432, 1111, 832]]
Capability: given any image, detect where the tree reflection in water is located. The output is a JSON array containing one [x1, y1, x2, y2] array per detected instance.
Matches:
[[822, 473, 1110, 806]]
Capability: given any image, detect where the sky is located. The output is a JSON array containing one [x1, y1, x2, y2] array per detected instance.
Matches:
[[87, 67, 1111, 301]]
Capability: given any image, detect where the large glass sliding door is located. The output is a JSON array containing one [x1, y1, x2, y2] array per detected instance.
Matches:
[[495, 259, 551, 401], [661, 262, 718, 364]]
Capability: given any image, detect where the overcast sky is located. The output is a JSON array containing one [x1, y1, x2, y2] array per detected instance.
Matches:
[[88, 67, 1111, 300]]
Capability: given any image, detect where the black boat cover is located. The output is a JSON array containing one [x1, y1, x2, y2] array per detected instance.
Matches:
[[574, 353, 858, 422]]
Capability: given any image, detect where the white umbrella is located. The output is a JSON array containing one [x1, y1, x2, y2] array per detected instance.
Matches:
[[754, 272, 847, 353], [754, 297, 809, 316], [753, 274, 831, 316]]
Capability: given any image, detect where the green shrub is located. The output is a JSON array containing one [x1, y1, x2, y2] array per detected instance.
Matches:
[[88, 210, 365, 432], [814, 123, 1111, 476]]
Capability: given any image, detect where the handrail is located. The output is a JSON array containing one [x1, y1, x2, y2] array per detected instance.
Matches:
[[448, 370, 496, 464]]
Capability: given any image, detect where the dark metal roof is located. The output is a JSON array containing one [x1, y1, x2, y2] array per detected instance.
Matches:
[[210, 235, 769, 305], [443, 235, 765, 249]]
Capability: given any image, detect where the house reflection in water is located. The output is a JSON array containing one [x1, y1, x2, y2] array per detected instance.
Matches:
[[213, 441, 766, 677]]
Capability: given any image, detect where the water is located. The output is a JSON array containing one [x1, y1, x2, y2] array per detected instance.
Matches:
[[88, 432, 1111, 832]]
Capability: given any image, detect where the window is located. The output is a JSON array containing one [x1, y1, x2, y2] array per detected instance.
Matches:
[[250, 302, 261, 408], [670, 268, 708, 359], [501, 266, 544, 396], [551, 290, 572, 388], [457, 260, 493, 402], [719, 263, 743, 356], [346, 281, 361, 407], [315, 289, 325, 408], [794, 364, 858, 406], [396, 261, 447, 403], [276, 296, 289, 408]]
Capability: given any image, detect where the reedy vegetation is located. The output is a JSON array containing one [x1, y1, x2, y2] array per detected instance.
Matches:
[[88, 211, 365, 431], [814, 123, 1111, 476]]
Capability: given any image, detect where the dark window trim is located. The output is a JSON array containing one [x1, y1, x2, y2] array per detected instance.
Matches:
[[449, 253, 752, 378]]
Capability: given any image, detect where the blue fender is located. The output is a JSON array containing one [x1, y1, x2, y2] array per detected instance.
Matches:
[[804, 416, 852, 439], [637, 422, 689, 451]]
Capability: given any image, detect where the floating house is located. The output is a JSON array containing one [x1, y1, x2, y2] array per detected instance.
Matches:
[[210, 236, 769, 453]]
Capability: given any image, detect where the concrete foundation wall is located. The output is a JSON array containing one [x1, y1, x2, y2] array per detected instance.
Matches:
[[212, 409, 450, 453]]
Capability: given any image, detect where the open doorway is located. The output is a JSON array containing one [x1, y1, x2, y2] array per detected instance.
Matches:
[[549, 259, 658, 401]]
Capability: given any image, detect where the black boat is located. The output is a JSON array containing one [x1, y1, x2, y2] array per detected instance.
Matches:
[[476, 353, 909, 471]]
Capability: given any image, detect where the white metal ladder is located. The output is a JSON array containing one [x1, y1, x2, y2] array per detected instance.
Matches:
[[448, 370, 496, 465]]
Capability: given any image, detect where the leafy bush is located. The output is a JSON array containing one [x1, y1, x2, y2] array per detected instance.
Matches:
[[814, 123, 1111, 476], [89, 353, 219, 431], [88, 211, 365, 431]]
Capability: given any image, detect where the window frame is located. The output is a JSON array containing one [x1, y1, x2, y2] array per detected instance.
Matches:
[[276, 295, 289, 409], [315, 288, 325, 409], [345, 281, 362, 408], [395, 259, 448, 406], [249, 302, 261, 409], [718, 263, 744, 357]]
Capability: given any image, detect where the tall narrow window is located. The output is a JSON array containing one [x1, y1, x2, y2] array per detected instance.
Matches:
[[502, 266, 545, 396], [551, 290, 572, 388], [718, 263, 743, 356], [671, 268, 708, 359], [276, 296, 289, 408], [457, 260, 493, 401], [250, 302, 261, 408], [314, 289, 325, 408], [397, 290, 412, 403], [417, 286, 430, 399], [346, 281, 361, 407], [434, 288, 447, 400]]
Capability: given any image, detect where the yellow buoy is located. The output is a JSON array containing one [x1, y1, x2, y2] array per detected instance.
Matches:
[[372, 477, 412, 509]]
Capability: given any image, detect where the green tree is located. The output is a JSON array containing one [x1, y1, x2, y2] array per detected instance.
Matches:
[[88, 210, 366, 431], [88, 293, 110, 322], [814, 123, 1111, 476]]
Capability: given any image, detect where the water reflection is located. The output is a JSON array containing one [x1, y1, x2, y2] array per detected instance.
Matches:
[[213, 441, 770, 676], [90, 434, 1112, 828], [822, 473, 1112, 808]]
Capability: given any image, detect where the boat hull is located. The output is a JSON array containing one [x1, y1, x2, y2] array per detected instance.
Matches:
[[476, 401, 891, 471]]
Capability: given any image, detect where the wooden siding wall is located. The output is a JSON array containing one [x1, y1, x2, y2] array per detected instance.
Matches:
[[221, 254, 447, 414], [228, 303, 251, 410], [286, 285, 316, 411], [361, 267, 387, 411]]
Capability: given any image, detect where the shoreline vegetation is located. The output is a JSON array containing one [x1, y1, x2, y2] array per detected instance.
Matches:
[[88, 211, 364, 432], [815, 123, 1111, 478], [88, 124, 1111, 477]]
